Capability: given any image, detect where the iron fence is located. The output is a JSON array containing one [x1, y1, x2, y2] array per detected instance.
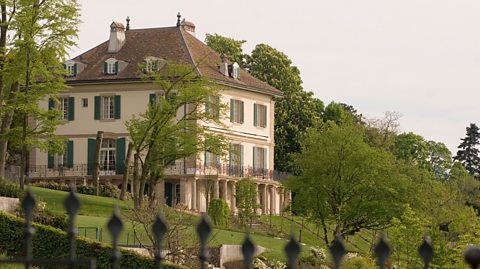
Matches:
[[2, 188, 480, 268], [26, 162, 291, 182]]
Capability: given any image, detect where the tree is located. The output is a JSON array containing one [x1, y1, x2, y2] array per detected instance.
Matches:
[[205, 33, 246, 66], [454, 123, 480, 176], [288, 122, 406, 243], [0, 0, 79, 188], [207, 198, 230, 226], [364, 111, 402, 149], [246, 44, 322, 173], [126, 62, 228, 208], [392, 132, 430, 169], [235, 178, 259, 227]]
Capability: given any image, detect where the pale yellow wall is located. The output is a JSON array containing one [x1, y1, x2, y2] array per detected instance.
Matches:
[[34, 82, 276, 173]]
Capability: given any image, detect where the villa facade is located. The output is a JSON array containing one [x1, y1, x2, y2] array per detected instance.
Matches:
[[28, 16, 290, 214]]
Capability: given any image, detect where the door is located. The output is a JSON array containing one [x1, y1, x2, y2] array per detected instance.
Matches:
[[165, 182, 173, 207]]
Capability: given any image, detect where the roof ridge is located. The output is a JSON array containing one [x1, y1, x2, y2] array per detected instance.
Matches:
[[177, 27, 202, 76]]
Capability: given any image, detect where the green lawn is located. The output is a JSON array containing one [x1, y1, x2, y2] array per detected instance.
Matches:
[[26, 186, 373, 262]]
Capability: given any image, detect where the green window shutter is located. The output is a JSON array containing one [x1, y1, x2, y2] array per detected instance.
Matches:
[[87, 138, 96, 175], [114, 95, 121, 119], [149, 93, 156, 105], [47, 152, 54, 169], [263, 105, 267, 128], [62, 63, 66, 70], [253, 147, 257, 171], [73, 63, 77, 76], [254, 104, 258, 127], [205, 151, 210, 167], [240, 145, 244, 177], [114, 61, 119, 74], [103, 62, 107, 74], [240, 101, 244, 124], [230, 99, 234, 123], [68, 97, 75, 121], [67, 140, 74, 168], [205, 96, 210, 114], [116, 137, 126, 174], [94, 96, 100, 120], [263, 148, 267, 173], [215, 96, 220, 118], [48, 98, 56, 110]]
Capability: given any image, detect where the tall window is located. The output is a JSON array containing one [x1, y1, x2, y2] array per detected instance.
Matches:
[[102, 96, 114, 119], [254, 104, 267, 128], [58, 97, 69, 120], [205, 95, 220, 118], [253, 146, 267, 174], [100, 139, 116, 173], [230, 99, 244, 124], [104, 58, 118, 75], [229, 143, 243, 176]]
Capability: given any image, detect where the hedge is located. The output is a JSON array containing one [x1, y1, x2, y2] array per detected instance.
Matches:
[[207, 198, 230, 227], [0, 178, 23, 198], [32, 182, 121, 199], [0, 211, 188, 269]]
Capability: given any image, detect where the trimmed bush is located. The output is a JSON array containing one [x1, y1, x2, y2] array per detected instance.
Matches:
[[32, 182, 122, 198], [0, 178, 23, 198], [0, 211, 187, 269], [207, 198, 230, 227]]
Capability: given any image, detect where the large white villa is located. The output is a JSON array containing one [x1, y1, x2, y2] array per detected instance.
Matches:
[[28, 15, 290, 214]]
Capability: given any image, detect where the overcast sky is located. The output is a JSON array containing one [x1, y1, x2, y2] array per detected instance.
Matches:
[[74, 0, 480, 153]]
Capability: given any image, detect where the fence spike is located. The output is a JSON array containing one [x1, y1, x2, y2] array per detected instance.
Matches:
[[152, 213, 168, 269], [64, 187, 80, 261], [285, 233, 301, 269], [241, 234, 255, 269], [374, 235, 391, 269], [464, 246, 480, 269], [196, 213, 212, 269], [22, 189, 36, 223], [108, 207, 123, 269], [329, 235, 346, 269], [418, 236, 434, 269]]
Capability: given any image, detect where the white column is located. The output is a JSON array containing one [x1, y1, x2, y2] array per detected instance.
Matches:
[[191, 179, 197, 211], [231, 182, 236, 213], [213, 180, 219, 199], [270, 186, 275, 215], [262, 185, 268, 214], [279, 188, 284, 214], [222, 180, 228, 200]]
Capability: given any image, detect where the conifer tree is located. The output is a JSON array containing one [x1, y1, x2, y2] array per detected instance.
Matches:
[[454, 123, 480, 176]]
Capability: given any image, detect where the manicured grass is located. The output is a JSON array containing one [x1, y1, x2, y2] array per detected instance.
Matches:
[[29, 186, 132, 217]]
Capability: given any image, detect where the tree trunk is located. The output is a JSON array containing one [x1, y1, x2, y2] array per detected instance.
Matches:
[[19, 113, 28, 190], [119, 142, 132, 200], [132, 153, 140, 209], [0, 111, 13, 179], [93, 131, 103, 196]]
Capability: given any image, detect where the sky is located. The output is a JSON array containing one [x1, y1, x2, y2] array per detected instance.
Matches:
[[73, 0, 480, 153]]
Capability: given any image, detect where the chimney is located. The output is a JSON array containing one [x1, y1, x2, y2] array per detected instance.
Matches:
[[180, 19, 196, 36], [219, 53, 229, 76], [108, 21, 126, 53]]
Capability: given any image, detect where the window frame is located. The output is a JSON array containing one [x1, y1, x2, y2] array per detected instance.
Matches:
[[254, 103, 267, 128], [101, 95, 115, 120], [230, 99, 244, 124], [57, 97, 69, 121], [100, 138, 116, 174]]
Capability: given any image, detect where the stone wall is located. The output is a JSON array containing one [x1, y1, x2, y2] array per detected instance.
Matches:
[[219, 244, 266, 269], [0, 196, 19, 213]]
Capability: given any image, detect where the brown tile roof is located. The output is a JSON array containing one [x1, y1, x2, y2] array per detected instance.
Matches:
[[68, 26, 282, 96]]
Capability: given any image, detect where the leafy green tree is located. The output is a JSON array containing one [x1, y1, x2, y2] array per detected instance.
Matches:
[[427, 140, 452, 181], [246, 44, 323, 173], [126, 62, 228, 208], [0, 0, 79, 188], [392, 133, 430, 169], [235, 178, 259, 227], [289, 122, 406, 243], [205, 33, 246, 66], [454, 123, 480, 176], [207, 198, 230, 226]]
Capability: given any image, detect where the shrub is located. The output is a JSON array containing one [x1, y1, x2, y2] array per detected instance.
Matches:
[[0, 179, 23, 198], [207, 198, 230, 226], [0, 211, 186, 269], [342, 255, 376, 269], [32, 182, 122, 198]]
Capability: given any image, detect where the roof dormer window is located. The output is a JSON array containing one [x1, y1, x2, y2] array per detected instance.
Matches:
[[64, 61, 77, 76], [104, 58, 118, 75], [144, 57, 165, 73], [228, 62, 240, 79]]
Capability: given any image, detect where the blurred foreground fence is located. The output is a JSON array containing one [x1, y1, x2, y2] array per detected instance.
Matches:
[[2, 188, 480, 268]]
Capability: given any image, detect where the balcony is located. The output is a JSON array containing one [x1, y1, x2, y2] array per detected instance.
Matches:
[[26, 161, 291, 181]]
